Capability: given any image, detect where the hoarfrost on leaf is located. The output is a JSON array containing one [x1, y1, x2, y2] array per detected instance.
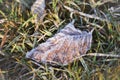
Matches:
[[31, 0, 46, 23], [26, 20, 93, 65]]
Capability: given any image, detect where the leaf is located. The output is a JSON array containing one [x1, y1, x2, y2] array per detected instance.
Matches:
[[26, 20, 93, 66], [31, 0, 46, 23]]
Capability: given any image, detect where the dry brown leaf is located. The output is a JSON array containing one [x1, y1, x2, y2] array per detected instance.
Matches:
[[31, 0, 46, 23], [26, 20, 93, 65]]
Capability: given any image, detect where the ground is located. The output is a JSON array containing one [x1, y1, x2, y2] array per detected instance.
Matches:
[[0, 0, 120, 80]]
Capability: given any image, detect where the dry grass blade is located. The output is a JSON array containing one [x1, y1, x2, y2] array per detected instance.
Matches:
[[108, 5, 120, 21], [63, 5, 109, 22], [86, 53, 120, 58], [0, 29, 8, 50], [82, 17, 103, 29], [90, 0, 118, 8], [0, 69, 5, 80], [79, 57, 89, 73]]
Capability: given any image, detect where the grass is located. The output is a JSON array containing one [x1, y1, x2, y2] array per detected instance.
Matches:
[[0, 0, 120, 80]]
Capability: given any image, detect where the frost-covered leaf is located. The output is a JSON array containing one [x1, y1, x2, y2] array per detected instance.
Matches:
[[26, 20, 93, 65], [31, 0, 46, 23]]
